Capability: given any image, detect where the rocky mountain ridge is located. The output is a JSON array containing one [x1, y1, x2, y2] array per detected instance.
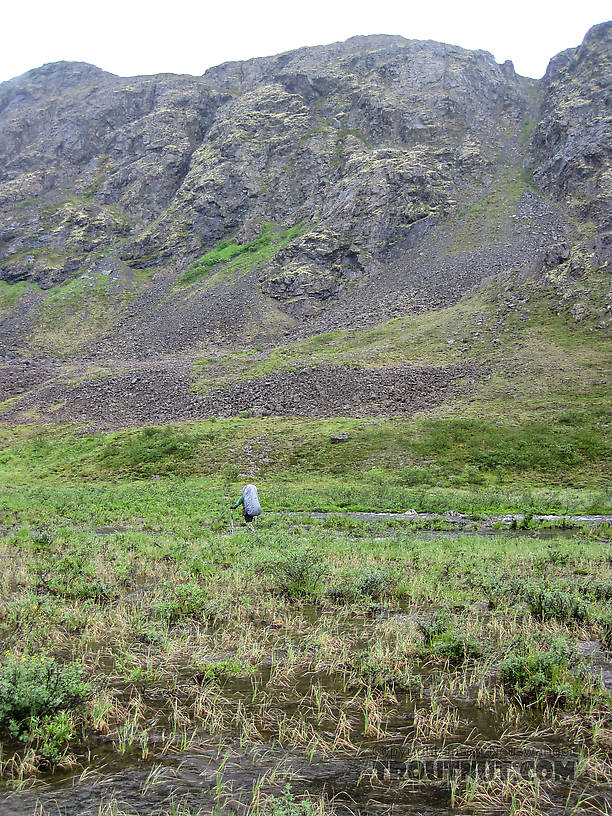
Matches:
[[0, 22, 609, 426]]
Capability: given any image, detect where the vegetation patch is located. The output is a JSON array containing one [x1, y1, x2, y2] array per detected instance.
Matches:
[[98, 426, 199, 477], [30, 268, 149, 355], [450, 161, 535, 252], [329, 566, 396, 603], [0, 655, 90, 761], [525, 585, 589, 623], [0, 413, 609, 513], [0, 493, 609, 812], [500, 639, 579, 707], [178, 222, 304, 287], [0, 280, 38, 315], [191, 273, 611, 426], [270, 545, 326, 599], [155, 581, 216, 623]]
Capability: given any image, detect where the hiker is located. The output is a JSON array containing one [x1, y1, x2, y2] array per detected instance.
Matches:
[[231, 484, 262, 524]]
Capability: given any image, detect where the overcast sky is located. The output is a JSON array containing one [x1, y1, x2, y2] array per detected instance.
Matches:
[[2, 0, 609, 84]]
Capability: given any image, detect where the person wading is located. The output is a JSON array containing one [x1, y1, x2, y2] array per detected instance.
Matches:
[[230, 484, 262, 527]]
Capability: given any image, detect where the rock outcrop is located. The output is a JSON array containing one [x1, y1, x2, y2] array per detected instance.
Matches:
[[531, 22, 611, 254]]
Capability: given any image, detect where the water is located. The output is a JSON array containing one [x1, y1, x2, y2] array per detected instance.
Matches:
[[2, 612, 609, 815], [1, 522, 610, 816]]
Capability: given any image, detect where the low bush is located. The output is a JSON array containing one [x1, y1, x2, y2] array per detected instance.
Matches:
[[30, 711, 76, 762], [418, 610, 451, 647], [500, 639, 575, 705], [525, 585, 588, 622], [196, 657, 255, 683], [98, 426, 198, 477], [401, 466, 436, 487], [480, 572, 527, 607], [355, 568, 395, 599], [271, 546, 326, 599], [261, 783, 319, 816], [29, 552, 114, 601], [535, 543, 571, 567], [155, 581, 217, 623], [30, 529, 56, 552], [577, 578, 612, 602], [417, 611, 480, 663], [328, 567, 396, 602], [434, 632, 482, 663], [0, 655, 89, 745]]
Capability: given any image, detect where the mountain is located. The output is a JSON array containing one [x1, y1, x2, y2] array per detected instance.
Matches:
[[0, 22, 609, 427]]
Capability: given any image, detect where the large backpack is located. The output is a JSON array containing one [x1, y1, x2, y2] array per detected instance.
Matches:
[[242, 484, 262, 517]]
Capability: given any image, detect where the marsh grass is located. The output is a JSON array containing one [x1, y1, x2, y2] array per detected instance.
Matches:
[[0, 494, 609, 814]]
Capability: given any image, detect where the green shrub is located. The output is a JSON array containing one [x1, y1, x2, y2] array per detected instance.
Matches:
[[133, 617, 169, 646], [577, 578, 612, 602], [401, 466, 434, 486], [271, 546, 326, 599], [411, 416, 603, 476], [30, 711, 75, 761], [418, 610, 451, 647], [221, 465, 239, 483], [329, 567, 395, 603], [417, 611, 480, 663], [434, 632, 481, 663], [0, 655, 90, 743], [500, 640, 574, 705], [350, 651, 416, 689], [98, 427, 198, 477], [481, 572, 527, 607], [155, 581, 216, 623], [30, 529, 55, 552], [535, 543, 571, 566], [461, 464, 486, 485], [29, 552, 113, 601], [525, 585, 588, 622], [262, 784, 317, 816], [355, 568, 395, 599]]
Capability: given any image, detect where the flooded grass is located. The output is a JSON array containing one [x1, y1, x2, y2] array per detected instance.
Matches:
[[0, 508, 610, 815]]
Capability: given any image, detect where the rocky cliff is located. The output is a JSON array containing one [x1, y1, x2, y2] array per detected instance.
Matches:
[[0, 22, 609, 425]]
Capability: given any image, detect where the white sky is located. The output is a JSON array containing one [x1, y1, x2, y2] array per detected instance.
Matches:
[[2, 0, 610, 83]]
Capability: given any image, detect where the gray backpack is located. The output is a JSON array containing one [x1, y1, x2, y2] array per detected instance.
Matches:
[[242, 484, 262, 517]]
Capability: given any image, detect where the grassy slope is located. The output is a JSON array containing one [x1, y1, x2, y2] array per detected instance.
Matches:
[[0, 269, 610, 515], [0, 217, 609, 514], [176, 222, 304, 289], [191, 269, 610, 421], [0, 402, 609, 516], [29, 267, 153, 355]]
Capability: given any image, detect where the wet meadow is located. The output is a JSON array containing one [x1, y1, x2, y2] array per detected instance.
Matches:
[[0, 415, 610, 815], [0, 484, 611, 815]]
